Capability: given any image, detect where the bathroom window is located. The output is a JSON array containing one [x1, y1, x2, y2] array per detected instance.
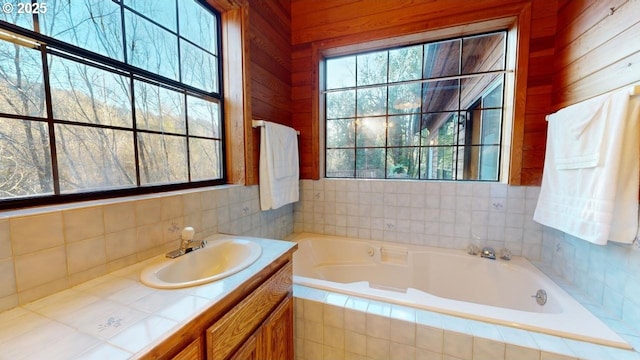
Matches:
[[324, 31, 506, 181], [0, 0, 223, 208]]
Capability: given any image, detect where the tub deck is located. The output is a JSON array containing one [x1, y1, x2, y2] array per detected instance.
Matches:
[[291, 232, 631, 349]]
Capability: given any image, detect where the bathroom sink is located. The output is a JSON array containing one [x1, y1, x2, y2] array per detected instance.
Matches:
[[140, 238, 262, 289]]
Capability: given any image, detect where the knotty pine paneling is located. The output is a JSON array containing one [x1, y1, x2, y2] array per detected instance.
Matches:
[[553, 0, 640, 108], [207, 0, 292, 185], [291, 0, 556, 184], [246, 0, 292, 185], [552, 0, 640, 197]]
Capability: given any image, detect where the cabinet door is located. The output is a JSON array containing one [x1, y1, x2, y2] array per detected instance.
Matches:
[[173, 338, 202, 360], [259, 295, 294, 360], [229, 333, 259, 360], [207, 263, 292, 360]]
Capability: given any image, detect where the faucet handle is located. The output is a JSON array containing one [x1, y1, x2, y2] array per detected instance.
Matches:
[[181, 227, 195, 242], [467, 244, 480, 256], [500, 248, 512, 261]]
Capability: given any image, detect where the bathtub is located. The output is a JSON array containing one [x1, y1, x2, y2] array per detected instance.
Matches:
[[291, 233, 630, 349]]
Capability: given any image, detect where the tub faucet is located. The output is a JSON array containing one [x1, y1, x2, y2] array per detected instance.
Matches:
[[166, 227, 206, 258], [481, 246, 496, 260]]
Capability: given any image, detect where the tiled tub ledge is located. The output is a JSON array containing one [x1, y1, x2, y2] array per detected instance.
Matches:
[[0, 237, 296, 360], [532, 262, 640, 352], [293, 285, 640, 360]]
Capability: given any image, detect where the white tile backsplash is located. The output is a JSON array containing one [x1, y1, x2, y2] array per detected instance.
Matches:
[[10, 212, 64, 255], [63, 207, 104, 243], [0, 220, 10, 259], [0, 185, 293, 312], [295, 179, 543, 258]]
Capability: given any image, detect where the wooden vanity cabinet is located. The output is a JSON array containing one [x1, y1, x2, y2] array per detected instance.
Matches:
[[207, 263, 293, 360], [228, 295, 294, 360], [141, 248, 296, 360], [172, 338, 203, 360]]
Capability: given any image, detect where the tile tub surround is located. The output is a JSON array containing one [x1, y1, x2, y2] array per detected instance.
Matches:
[[294, 285, 640, 360], [538, 226, 640, 350], [0, 185, 294, 312], [294, 179, 543, 260], [293, 178, 640, 353], [0, 236, 296, 360]]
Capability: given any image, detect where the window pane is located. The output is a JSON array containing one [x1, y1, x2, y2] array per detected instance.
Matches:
[[125, 10, 179, 80], [419, 112, 457, 145], [179, 0, 217, 54], [422, 79, 459, 112], [326, 119, 355, 148], [181, 40, 218, 92], [461, 74, 501, 109], [187, 96, 220, 138], [483, 82, 503, 108], [459, 145, 498, 181], [387, 147, 419, 179], [55, 124, 135, 193], [357, 51, 387, 86], [48, 55, 132, 127], [356, 148, 384, 178], [0, 118, 53, 198], [0, 40, 45, 117], [357, 86, 387, 116], [135, 80, 185, 134], [356, 117, 386, 147], [476, 109, 502, 145], [326, 90, 355, 119], [462, 33, 505, 74], [138, 133, 188, 184], [479, 145, 499, 181], [190, 138, 222, 181], [420, 146, 454, 180], [424, 39, 460, 78], [326, 56, 355, 90], [388, 115, 419, 147], [326, 149, 354, 178], [0, 1, 33, 30], [389, 45, 422, 82], [124, 0, 177, 32], [388, 83, 421, 115], [41, 0, 124, 60]]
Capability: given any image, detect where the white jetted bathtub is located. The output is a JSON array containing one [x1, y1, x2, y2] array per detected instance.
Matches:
[[291, 233, 630, 349]]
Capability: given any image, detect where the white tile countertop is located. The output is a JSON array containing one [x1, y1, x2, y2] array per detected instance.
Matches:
[[0, 235, 296, 360]]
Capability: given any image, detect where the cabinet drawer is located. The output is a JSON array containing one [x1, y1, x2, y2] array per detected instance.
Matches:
[[206, 263, 292, 360]]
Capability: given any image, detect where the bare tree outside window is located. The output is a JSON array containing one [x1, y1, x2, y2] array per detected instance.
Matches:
[[0, 0, 223, 206]]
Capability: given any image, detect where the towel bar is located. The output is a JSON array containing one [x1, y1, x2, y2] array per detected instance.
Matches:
[[252, 120, 300, 135]]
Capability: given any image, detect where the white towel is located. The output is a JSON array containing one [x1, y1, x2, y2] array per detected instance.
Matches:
[[533, 87, 640, 245], [546, 92, 609, 169], [259, 121, 299, 211]]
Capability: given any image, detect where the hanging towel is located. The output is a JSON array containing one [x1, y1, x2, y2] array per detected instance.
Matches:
[[259, 121, 299, 211], [546, 92, 609, 170], [533, 86, 640, 245]]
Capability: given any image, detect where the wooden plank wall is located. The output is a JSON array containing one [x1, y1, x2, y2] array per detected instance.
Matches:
[[519, 0, 558, 185], [291, 0, 557, 184], [246, 0, 293, 184], [552, 0, 640, 108], [552, 0, 640, 197]]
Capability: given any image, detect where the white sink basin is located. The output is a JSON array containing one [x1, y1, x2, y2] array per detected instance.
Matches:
[[140, 239, 262, 289]]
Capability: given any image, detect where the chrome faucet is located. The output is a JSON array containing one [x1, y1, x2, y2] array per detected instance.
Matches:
[[166, 227, 206, 258], [480, 246, 496, 260]]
